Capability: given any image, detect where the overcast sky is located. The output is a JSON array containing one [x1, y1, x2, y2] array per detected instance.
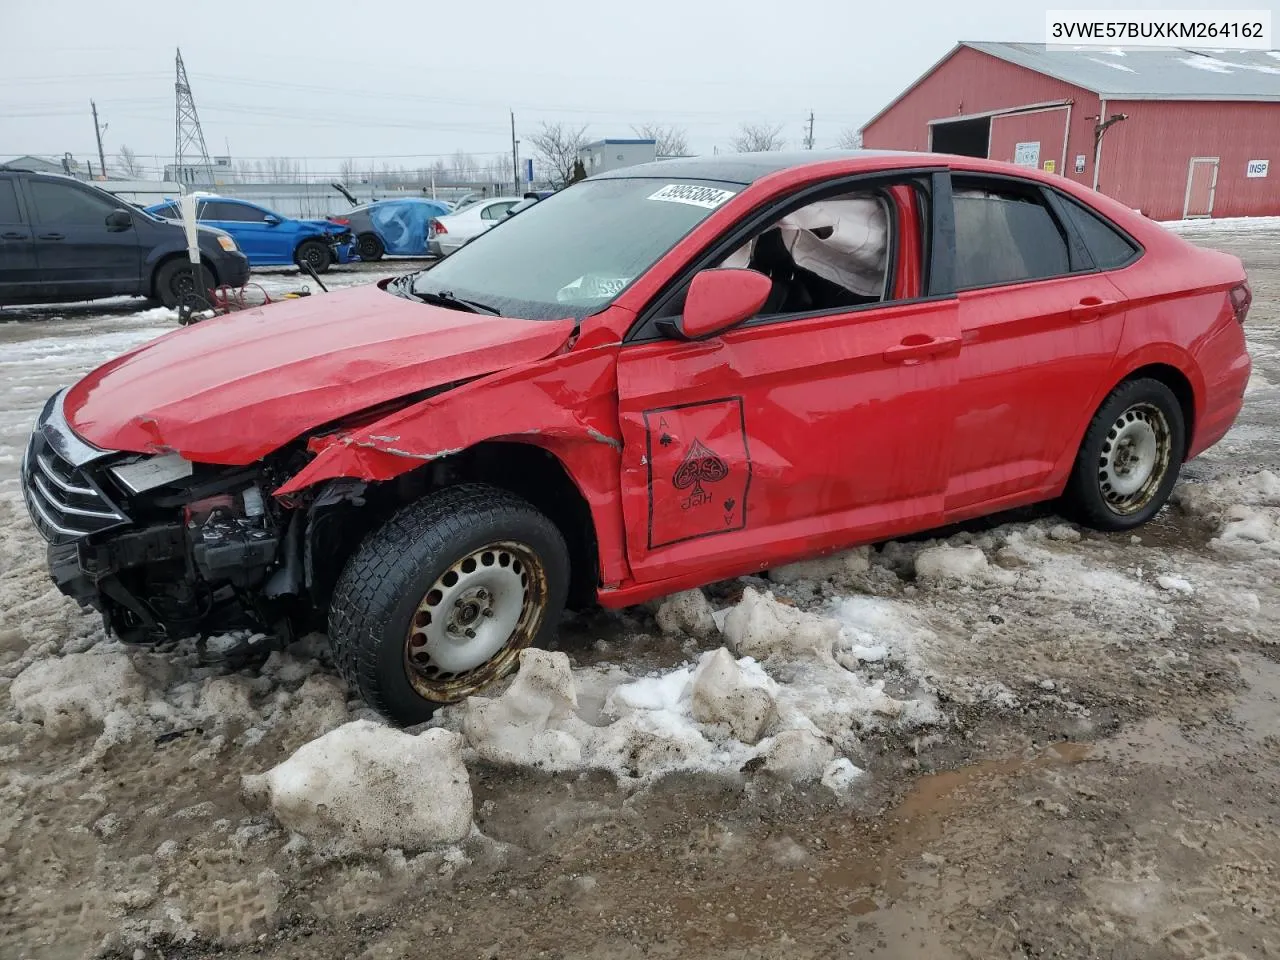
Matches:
[[2, 0, 1277, 177]]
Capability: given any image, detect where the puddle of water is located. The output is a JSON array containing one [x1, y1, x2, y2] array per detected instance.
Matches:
[[1232, 653, 1280, 741]]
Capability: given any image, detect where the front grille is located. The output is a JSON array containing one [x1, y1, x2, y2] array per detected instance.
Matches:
[[20, 392, 129, 545]]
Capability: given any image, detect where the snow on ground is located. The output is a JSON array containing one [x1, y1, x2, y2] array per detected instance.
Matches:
[[1162, 215, 1280, 233]]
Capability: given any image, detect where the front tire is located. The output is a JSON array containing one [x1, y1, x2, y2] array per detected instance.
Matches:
[[295, 239, 332, 274], [328, 485, 569, 726], [154, 259, 215, 309], [357, 233, 385, 261], [1062, 378, 1185, 531]]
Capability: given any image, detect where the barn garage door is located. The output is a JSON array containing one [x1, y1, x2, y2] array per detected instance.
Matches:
[[988, 106, 1069, 175], [1183, 157, 1219, 218]]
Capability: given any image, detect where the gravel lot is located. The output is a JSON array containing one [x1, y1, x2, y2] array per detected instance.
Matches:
[[1, 237, 1278, 960]]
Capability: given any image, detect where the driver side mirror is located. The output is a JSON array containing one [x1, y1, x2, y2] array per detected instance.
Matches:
[[263, 214, 281, 226], [105, 209, 133, 231], [660, 268, 773, 341]]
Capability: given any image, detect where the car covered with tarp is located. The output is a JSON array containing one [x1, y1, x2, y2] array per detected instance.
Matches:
[[332, 198, 452, 260]]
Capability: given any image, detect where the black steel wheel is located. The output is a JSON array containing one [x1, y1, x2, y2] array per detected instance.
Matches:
[[357, 233, 385, 261], [155, 258, 215, 309], [295, 239, 332, 274]]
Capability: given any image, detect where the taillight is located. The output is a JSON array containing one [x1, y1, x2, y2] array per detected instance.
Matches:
[[431, 218, 447, 235], [1229, 281, 1252, 324], [329, 216, 350, 225]]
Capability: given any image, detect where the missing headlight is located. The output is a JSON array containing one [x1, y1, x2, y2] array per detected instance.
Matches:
[[110, 453, 194, 494]]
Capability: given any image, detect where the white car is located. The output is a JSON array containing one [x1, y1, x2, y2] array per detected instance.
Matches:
[[429, 196, 523, 256]]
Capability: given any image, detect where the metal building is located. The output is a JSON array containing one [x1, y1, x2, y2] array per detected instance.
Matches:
[[861, 42, 1280, 220], [578, 139, 657, 176]]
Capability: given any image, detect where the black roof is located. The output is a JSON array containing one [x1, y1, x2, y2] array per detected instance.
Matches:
[[593, 149, 920, 185]]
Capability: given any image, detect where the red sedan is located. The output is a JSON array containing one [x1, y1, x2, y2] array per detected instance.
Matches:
[[22, 151, 1252, 725]]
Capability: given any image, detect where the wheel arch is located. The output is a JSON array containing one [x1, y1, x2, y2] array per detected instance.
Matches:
[[303, 440, 610, 613], [1119, 362, 1196, 458]]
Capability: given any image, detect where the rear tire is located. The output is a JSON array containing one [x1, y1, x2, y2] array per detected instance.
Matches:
[[328, 484, 569, 726], [154, 258, 215, 309], [357, 233, 384, 261], [1062, 378, 1185, 531], [295, 239, 332, 274]]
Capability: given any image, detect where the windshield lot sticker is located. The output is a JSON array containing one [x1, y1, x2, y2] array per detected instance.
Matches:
[[644, 398, 750, 548], [647, 184, 736, 209]]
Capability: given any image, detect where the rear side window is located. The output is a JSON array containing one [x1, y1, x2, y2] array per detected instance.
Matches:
[[1057, 194, 1138, 269], [201, 201, 262, 222], [27, 179, 118, 224], [953, 186, 1069, 289], [150, 203, 179, 219], [0, 180, 21, 223]]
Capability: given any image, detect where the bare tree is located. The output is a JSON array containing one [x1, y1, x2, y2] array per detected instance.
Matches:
[[338, 158, 357, 184], [450, 150, 480, 182], [631, 123, 689, 157], [116, 145, 143, 179], [528, 122, 590, 186], [731, 123, 785, 152], [835, 126, 863, 149], [260, 156, 301, 183]]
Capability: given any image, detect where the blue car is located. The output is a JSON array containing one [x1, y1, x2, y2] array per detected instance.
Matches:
[[145, 196, 355, 274], [329, 197, 451, 260]]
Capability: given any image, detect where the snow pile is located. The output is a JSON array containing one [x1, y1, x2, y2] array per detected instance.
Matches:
[[914, 544, 989, 582], [449, 589, 938, 785], [689, 647, 777, 744], [243, 720, 473, 852], [722, 586, 841, 662], [1175, 472, 1280, 553], [768, 546, 871, 586], [654, 589, 718, 639], [9, 649, 147, 740]]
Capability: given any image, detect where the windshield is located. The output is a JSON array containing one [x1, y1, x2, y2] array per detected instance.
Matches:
[[408, 177, 739, 319]]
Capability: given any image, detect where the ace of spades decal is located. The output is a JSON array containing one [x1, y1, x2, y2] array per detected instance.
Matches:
[[643, 397, 751, 549]]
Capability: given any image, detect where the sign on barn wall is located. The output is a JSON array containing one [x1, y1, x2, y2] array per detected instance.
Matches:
[[1247, 159, 1269, 178], [1014, 142, 1040, 167], [1074, 154, 1086, 173]]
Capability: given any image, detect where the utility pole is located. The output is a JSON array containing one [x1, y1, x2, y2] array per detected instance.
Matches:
[[91, 100, 107, 178], [805, 111, 815, 150], [510, 110, 520, 196]]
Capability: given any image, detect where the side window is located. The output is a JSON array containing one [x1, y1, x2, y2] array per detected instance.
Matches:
[[27, 180, 118, 224], [952, 183, 1070, 289], [1057, 194, 1138, 269], [716, 190, 893, 316], [201, 201, 257, 222], [0, 179, 22, 223]]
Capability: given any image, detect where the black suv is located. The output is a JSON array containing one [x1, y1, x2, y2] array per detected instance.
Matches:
[[0, 169, 250, 309]]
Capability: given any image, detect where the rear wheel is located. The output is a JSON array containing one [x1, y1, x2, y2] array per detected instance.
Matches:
[[328, 484, 569, 726], [295, 239, 332, 274], [357, 233, 384, 261], [1062, 378, 1185, 531], [154, 258, 215, 309]]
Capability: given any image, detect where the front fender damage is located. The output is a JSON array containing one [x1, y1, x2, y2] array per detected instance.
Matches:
[[274, 347, 629, 584]]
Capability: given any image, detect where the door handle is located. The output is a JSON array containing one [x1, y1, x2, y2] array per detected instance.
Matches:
[[37, 232, 65, 241], [1, 231, 25, 240], [1070, 296, 1118, 323], [883, 335, 959, 363]]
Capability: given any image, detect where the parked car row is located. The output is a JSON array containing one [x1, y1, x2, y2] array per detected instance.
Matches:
[[146, 196, 355, 274]]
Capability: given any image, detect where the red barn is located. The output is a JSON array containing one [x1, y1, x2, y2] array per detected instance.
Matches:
[[861, 42, 1280, 220]]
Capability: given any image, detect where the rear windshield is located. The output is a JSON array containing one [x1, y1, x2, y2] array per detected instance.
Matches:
[[408, 177, 740, 319]]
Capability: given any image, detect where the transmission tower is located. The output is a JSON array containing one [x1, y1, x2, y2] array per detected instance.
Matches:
[[173, 49, 213, 186]]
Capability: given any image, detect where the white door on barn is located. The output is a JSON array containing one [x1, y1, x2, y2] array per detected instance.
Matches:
[[1183, 158, 1219, 218]]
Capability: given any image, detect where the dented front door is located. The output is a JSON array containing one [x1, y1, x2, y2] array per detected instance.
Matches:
[[615, 298, 961, 586]]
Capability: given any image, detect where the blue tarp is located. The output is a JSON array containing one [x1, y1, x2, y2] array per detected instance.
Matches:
[[368, 198, 451, 255]]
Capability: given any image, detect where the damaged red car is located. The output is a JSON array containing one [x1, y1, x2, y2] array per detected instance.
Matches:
[[22, 152, 1252, 725]]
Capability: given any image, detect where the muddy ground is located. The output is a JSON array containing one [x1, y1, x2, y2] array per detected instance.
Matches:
[[2, 237, 1279, 960]]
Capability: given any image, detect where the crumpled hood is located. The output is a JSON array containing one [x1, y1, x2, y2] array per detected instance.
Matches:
[[65, 285, 576, 464]]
